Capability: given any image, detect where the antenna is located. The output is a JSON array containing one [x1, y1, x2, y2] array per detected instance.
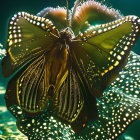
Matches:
[[66, 0, 70, 27]]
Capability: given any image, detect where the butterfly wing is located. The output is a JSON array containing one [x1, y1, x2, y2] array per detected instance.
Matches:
[[2, 12, 59, 77], [5, 54, 47, 113], [71, 16, 140, 98], [5, 39, 70, 115], [55, 68, 98, 133], [56, 68, 84, 121]]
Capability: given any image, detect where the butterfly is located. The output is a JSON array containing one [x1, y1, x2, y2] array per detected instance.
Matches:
[[2, 0, 140, 134]]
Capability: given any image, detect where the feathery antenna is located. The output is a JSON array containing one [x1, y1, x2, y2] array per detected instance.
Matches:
[[66, 0, 70, 27], [70, 0, 80, 26]]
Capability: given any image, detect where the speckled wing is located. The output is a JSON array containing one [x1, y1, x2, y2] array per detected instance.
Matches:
[[7, 52, 140, 140], [71, 16, 140, 98], [2, 12, 58, 77]]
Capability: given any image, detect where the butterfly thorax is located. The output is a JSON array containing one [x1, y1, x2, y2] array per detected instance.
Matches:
[[59, 27, 75, 45]]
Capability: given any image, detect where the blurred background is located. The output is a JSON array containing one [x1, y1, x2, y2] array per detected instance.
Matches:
[[0, 0, 140, 139]]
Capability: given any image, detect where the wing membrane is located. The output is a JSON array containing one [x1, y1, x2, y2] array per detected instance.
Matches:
[[17, 55, 46, 112], [72, 16, 140, 98], [5, 55, 48, 113], [2, 12, 59, 77], [57, 69, 84, 122], [55, 68, 98, 133]]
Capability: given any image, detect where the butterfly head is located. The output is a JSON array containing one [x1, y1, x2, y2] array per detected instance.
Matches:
[[59, 27, 75, 44]]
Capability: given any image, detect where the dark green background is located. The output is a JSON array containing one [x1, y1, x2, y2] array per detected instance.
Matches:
[[0, 0, 140, 139]]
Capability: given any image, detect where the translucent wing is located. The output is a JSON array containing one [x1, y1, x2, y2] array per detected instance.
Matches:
[[71, 16, 140, 98], [2, 12, 59, 77]]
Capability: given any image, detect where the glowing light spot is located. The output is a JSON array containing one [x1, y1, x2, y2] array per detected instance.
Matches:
[[32, 119, 35, 123], [117, 55, 121, 60], [127, 42, 130, 45], [136, 29, 139, 32], [108, 57, 111, 60], [104, 28, 107, 32], [41, 23, 45, 27], [135, 90, 139, 94], [14, 34, 17, 38], [110, 51, 113, 55], [109, 66, 113, 71], [120, 51, 125, 55], [17, 111, 22, 114], [125, 113, 129, 117], [104, 70, 108, 73], [114, 61, 119, 66], [37, 17, 41, 21], [52, 26, 56, 30], [15, 39, 18, 43], [9, 34, 12, 39], [27, 124, 31, 127], [124, 46, 128, 50], [101, 73, 105, 76], [37, 22, 40, 26], [98, 29, 102, 33], [9, 40, 13, 46]]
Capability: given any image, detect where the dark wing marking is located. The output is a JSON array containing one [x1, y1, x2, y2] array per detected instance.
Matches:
[[71, 16, 140, 98], [2, 12, 58, 77]]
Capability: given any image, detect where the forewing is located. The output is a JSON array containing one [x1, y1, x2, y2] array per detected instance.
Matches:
[[72, 16, 140, 98], [2, 12, 58, 77]]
